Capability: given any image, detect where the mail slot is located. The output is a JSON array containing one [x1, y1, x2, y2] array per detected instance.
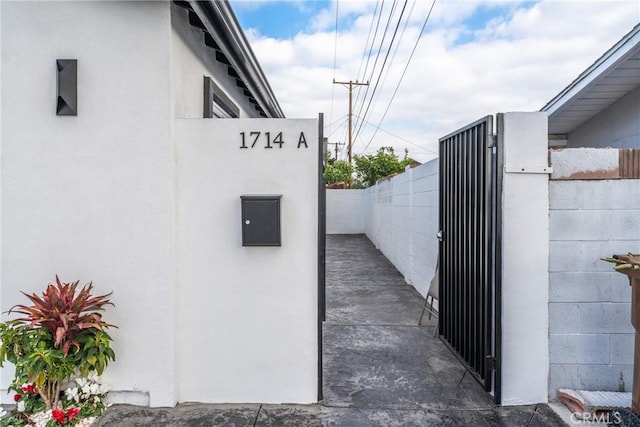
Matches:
[[240, 195, 282, 246]]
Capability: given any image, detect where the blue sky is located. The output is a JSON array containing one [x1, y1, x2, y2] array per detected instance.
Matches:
[[232, 1, 332, 38], [230, 0, 639, 162]]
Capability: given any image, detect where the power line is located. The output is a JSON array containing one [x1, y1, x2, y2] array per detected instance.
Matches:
[[353, 0, 397, 134], [361, 0, 438, 154], [353, 114, 438, 155], [326, 115, 349, 139], [352, 0, 408, 145], [355, 0, 381, 83], [354, 0, 383, 111]]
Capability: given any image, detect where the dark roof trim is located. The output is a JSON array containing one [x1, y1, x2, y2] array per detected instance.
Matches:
[[189, 0, 284, 118]]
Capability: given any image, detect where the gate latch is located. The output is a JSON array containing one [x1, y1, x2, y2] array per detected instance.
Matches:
[[486, 356, 497, 371], [437, 230, 444, 242]]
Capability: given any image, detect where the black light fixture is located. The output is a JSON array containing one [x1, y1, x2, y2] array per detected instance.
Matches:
[[56, 59, 77, 116]]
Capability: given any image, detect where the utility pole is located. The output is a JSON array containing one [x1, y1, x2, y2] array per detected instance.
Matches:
[[332, 79, 369, 165], [327, 142, 345, 160]]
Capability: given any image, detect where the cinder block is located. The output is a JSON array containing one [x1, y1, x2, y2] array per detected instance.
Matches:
[[550, 180, 640, 210], [550, 148, 619, 180], [578, 303, 633, 334], [578, 364, 632, 392], [548, 364, 579, 398], [549, 334, 610, 364], [549, 181, 582, 209], [549, 272, 610, 302], [607, 210, 640, 240], [611, 334, 634, 365], [610, 275, 632, 303], [550, 210, 613, 241], [549, 241, 582, 272], [549, 303, 579, 333]]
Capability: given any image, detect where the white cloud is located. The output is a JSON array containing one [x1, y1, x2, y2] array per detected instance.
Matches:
[[243, 0, 640, 162]]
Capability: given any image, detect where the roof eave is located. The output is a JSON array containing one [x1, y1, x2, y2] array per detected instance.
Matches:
[[190, 0, 285, 118], [541, 23, 640, 117]]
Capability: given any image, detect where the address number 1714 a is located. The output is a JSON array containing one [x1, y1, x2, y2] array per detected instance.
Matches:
[[239, 131, 309, 149]]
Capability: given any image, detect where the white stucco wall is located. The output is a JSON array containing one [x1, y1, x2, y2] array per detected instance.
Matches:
[[326, 189, 365, 234], [175, 119, 318, 403], [548, 158, 640, 397], [1, 1, 176, 406], [362, 162, 440, 297], [567, 86, 640, 149], [499, 112, 550, 405]]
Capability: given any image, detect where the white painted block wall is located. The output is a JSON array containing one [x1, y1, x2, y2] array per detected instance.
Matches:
[[325, 162, 440, 297], [363, 162, 440, 297], [326, 190, 366, 234], [548, 177, 640, 397]]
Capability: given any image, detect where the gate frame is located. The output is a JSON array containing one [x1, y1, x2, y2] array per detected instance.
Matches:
[[438, 115, 503, 403]]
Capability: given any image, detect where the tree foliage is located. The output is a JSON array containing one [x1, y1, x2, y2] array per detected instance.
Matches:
[[323, 159, 352, 185], [353, 147, 417, 187]]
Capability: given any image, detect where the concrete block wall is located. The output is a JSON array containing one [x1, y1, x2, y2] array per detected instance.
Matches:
[[326, 189, 366, 234], [548, 149, 640, 398], [325, 160, 439, 297], [364, 161, 439, 297]]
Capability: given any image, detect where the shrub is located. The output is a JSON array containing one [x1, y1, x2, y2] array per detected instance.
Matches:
[[0, 276, 116, 424]]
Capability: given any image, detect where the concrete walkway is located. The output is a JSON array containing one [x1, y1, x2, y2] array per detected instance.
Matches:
[[94, 234, 566, 426]]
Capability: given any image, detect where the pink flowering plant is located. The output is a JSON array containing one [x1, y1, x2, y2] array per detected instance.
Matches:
[[0, 277, 116, 426]]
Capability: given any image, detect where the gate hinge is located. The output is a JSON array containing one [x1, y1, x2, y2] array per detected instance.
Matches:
[[486, 356, 497, 371], [488, 135, 497, 149]]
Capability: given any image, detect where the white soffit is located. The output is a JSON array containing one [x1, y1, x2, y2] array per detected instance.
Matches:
[[542, 24, 640, 135]]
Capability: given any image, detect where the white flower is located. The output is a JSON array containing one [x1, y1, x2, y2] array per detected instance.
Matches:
[[89, 383, 100, 395], [16, 400, 25, 412], [98, 382, 110, 394], [65, 386, 80, 403], [0, 407, 7, 417]]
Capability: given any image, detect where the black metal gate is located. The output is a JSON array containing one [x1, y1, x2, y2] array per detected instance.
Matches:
[[438, 115, 502, 402]]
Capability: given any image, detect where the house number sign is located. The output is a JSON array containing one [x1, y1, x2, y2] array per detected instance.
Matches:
[[239, 131, 309, 149]]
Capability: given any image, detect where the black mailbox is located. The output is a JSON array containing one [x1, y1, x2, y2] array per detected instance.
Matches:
[[240, 195, 282, 246]]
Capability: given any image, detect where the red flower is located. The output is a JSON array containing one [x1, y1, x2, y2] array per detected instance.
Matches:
[[13, 394, 22, 402], [52, 409, 65, 423], [21, 384, 36, 394], [67, 407, 80, 421]]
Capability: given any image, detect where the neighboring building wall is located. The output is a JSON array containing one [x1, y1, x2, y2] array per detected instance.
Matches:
[[548, 148, 640, 398], [567, 86, 640, 149], [1, 1, 176, 406], [326, 189, 365, 234]]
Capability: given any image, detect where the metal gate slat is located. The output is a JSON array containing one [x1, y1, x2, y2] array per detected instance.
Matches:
[[438, 116, 501, 400]]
